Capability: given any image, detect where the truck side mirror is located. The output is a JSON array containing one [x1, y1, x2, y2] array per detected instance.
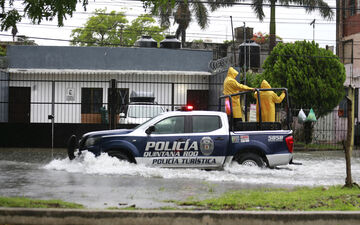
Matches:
[[119, 113, 126, 118], [145, 126, 155, 135]]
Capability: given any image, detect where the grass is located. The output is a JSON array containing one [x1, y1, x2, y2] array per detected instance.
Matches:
[[0, 196, 84, 209], [2, 186, 360, 211], [171, 186, 360, 211], [295, 142, 342, 150]]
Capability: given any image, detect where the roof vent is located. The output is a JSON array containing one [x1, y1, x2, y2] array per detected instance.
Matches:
[[160, 35, 181, 49], [134, 35, 158, 48]]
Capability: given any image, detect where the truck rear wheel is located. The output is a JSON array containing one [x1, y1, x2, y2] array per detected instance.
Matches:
[[237, 153, 264, 167], [107, 151, 131, 163]]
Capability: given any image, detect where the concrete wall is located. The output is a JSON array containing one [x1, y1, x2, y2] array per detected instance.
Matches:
[[2, 208, 360, 225], [7, 45, 212, 72]]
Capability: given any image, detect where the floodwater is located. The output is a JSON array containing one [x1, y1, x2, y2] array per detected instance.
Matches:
[[1, 148, 360, 209]]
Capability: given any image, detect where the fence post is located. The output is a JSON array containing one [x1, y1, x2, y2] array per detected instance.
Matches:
[[109, 79, 117, 129], [171, 83, 175, 111]]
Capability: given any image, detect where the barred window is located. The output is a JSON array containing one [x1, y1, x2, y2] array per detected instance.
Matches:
[[81, 88, 103, 114]]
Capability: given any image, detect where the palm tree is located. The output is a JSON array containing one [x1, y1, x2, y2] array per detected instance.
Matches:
[[250, 0, 333, 52], [151, 0, 209, 47]]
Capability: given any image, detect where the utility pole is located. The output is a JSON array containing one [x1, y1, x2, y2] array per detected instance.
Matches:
[[243, 22, 247, 122], [310, 19, 315, 41], [243, 22, 247, 84], [230, 16, 236, 66]]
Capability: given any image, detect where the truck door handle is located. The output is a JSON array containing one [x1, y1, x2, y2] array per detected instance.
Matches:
[[176, 138, 186, 142], [215, 137, 224, 141]]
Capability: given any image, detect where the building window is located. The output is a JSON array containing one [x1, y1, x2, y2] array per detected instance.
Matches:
[[343, 40, 353, 64], [81, 88, 103, 114]]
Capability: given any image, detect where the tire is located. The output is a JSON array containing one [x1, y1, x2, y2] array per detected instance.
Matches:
[[107, 151, 132, 163], [236, 153, 265, 167]]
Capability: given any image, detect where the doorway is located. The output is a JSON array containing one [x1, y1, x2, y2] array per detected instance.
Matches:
[[9, 87, 31, 123]]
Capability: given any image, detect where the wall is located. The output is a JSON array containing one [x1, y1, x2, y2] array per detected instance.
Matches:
[[0, 71, 8, 122], [342, 32, 360, 120], [7, 45, 212, 72], [9, 71, 210, 123]]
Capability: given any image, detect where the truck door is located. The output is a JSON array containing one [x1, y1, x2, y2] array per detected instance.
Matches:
[[138, 115, 187, 167], [185, 115, 229, 168]]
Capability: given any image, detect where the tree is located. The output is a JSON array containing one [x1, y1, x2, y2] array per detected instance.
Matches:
[[261, 41, 346, 118], [0, 0, 88, 32], [143, 0, 333, 51], [249, 0, 333, 52], [70, 9, 165, 47], [150, 0, 209, 46], [71, 9, 128, 46], [125, 14, 166, 46]]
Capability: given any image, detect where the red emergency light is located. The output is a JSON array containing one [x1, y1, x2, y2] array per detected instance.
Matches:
[[179, 105, 194, 111]]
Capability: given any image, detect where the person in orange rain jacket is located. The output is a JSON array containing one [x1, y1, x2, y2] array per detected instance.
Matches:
[[254, 80, 285, 122], [223, 67, 254, 122]]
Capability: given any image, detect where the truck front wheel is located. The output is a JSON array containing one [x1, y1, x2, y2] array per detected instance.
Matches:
[[236, 153, 265, 167], [107, 151, 132, 163]]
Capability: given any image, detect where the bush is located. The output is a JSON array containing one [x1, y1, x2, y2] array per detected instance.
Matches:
[[262, 41, 346, 117]]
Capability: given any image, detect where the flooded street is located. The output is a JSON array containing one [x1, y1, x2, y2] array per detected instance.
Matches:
[[1, 148, 360, 209]]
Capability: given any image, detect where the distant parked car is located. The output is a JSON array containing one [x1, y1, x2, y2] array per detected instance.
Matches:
[[119, 102, 165, 125], [119, 91, 165, 125]]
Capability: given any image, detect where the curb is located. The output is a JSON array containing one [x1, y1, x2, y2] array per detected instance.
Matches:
[[1, 208, 360, 225]]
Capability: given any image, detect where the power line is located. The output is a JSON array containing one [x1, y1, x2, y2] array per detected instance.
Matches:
[[0, 0, 343, 46], [0, 32, 348, 52]]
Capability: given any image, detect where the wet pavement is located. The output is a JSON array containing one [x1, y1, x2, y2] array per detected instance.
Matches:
[[1, 148, 360, 209]]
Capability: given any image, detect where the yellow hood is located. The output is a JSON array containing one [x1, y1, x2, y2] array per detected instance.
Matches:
[[227, 67, 239, 79], [260, 80, 271, 89]]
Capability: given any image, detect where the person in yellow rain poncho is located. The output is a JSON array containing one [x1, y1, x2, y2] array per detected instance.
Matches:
[[223, 67, 254, 122], [254, 80, 285, 122]]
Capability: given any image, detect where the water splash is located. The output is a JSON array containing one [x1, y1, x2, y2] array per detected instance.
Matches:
[[44, 151, 360, 187]]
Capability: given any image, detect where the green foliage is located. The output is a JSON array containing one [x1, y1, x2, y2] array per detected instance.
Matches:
[[149, 0, 212, 45], [71, 9, 128, 46], [0, 45, 6, 56], [192, 39, 204, 43], [243, 72, 265, 89], [175, 186, 360, 211], [125, 14, 165, 46], [223, 40, 234, 45], [0, 0, 88, 31], [71, 9, 165, 47], [0, 196, 84, 209], [0, 9, 21, 31], [262, 41, 346, 117]]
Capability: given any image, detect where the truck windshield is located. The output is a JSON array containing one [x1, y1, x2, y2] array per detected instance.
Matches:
[[127, 105, 164, 118]]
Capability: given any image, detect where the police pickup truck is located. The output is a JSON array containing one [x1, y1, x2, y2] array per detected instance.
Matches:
[[68, 88, 294, 169]]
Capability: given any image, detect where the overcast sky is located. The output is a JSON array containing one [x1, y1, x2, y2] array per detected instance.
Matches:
[[0, 0, 337, 48]]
